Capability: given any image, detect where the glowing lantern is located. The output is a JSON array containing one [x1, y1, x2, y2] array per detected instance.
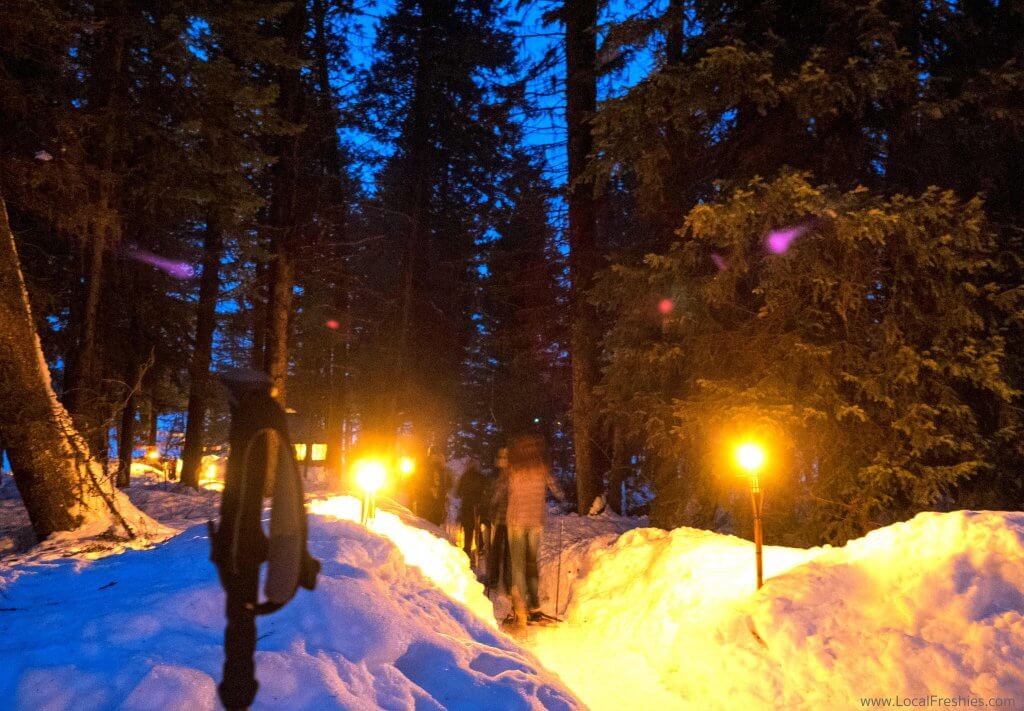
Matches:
[[734, 440, 767, 590], [735, 442, 766, 475], [353, 458, 387, 523], [398, 456, 415, 478]]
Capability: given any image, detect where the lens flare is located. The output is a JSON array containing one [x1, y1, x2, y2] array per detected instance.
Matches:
[[123, 245, 195, 279], [658, 298, 674, 314], [765, 225, 808, 254]]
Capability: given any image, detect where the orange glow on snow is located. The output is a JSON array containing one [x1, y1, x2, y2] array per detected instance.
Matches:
[[308, 495, 493, 623]]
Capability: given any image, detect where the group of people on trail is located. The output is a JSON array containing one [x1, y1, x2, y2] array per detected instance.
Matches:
[[454, 432, 564, 629], [405, 430, 565, 628]]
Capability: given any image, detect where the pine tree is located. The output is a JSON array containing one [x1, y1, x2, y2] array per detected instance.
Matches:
[[360, 0, 530, 447], [178, 1, 291, 488], [560, 0, 606, 513], [0, 198, 157, 539], [462, 153, 567, 466], [597, 173, 1015, 543]]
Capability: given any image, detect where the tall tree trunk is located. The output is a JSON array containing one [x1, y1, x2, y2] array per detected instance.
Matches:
[[147, 382, 159, 449], [565, 0, 601, 514], [608, 423, 629, 515], [181, 220, 224, 488], [261, 0, 307, 404], [65, 0, 129, 468], [264, 252, 294, 402], [116, 386, 135, 488], [312, 0, 350, 474], [665, 0, 684, 65], [0, 198, 143, 539], [389, 5, 434, 435], [250, 255, 268, 369], [64, 232, 109, 469]]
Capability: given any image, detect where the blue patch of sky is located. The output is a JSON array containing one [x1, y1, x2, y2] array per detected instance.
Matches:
[[184, 17, 212, 61], [709, 108, 737, 144], [340, 0, 658, 201]]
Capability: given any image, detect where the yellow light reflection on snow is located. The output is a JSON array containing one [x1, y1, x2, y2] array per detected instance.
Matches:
[[308, 495, 493, 623]]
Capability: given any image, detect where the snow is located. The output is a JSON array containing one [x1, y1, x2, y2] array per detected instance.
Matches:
[[0, 483, 581, 711], [5, 470, 1024, 710], [526, 510, 1024, 710]]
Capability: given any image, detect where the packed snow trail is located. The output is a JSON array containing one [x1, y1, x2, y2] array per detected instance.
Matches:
[[525, 510, 1024, 711], [0, 487, 580, 710]]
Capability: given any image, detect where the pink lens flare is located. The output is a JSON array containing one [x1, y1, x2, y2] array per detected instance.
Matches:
[[765, 224, 809, 254], [325, 319, 340, 330], [658, 298, 674, 315], [123, 245, 195, 279], [710, 253, 727, 271]]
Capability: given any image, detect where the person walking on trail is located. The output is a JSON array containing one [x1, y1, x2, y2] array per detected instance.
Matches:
[[505, 432, 564, 628], [420, 448, 449, 527], [456, 458, 486, 561], [487, 446, 512, 595]]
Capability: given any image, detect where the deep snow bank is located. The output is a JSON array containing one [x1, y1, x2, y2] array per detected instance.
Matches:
[[529, 510, 1024, 710], [0, 494, 581, 710]]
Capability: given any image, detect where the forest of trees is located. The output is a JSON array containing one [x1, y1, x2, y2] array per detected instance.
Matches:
[[1, 0, 1021, 546]]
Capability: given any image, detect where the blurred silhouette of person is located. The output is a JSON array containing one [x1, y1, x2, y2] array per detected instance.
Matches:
[[419, 447, 449, 527], [505, 432, 563, 627], [487, 446, 512, 595], [456, 458, 486, 562]]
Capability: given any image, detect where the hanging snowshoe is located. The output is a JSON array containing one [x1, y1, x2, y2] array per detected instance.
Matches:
[[209, 368, 320, 711]]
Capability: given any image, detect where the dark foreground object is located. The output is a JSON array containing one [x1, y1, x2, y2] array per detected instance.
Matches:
[[209, 370, 320, 710]]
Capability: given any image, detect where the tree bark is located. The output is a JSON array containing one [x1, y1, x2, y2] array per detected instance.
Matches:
[[264, 251, 294, 403], [608, 423, 629, 515], [116, 385, 135, 488], [181, 220, 224, 488], [0, 198, 136, 539], [147, 382, 159, 449], [565, 0, 602, 515], [261, 0, 307, 405], [65, 0, 129, 467]]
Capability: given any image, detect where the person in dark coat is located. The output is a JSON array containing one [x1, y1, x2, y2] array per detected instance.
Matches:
[[420, 449, 449, 527], [486, 446, 512, 595], [456, 459, 486, 559]]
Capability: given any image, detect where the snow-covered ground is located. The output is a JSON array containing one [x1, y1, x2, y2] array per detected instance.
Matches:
[[528, 510, 1024, 710], [4, 473, 1023, 710], [0, 480, 580, 710]]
